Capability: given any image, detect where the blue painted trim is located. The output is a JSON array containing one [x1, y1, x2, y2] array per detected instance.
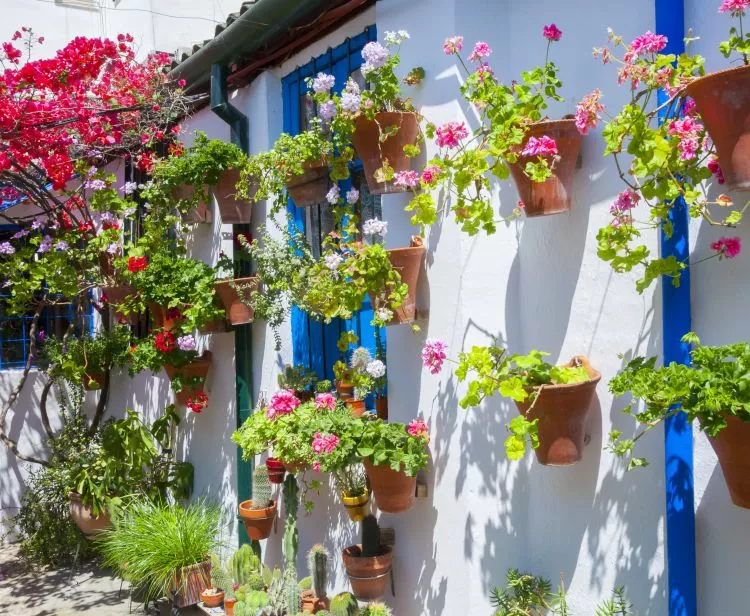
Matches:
[[655, 1, 697, 615]]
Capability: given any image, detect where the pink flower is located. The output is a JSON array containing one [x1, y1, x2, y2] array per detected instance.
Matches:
[[720, 0, 750, 15], [435, 121, 469, 148], [313, 461, 321, 472], [422, 339, 448, 375], [610, 190, 641, 215], [575, 89, 604, 136], [521, 135, 558, 157], [407, 418, 430, 443], [177, 78, 187, 87], [421, 165, 441, 184], [443, 36, 464, 55], [711, 236, 742, 259], [315, 392, 336, 411], [708, 156, 726, 184], [468, 41, 492, 62], [394, 170, 420, 188], [668, 117, 703, 161], [266, 389, 300, 420], [624, 31, 668, 62], [311, 432, 340, 455], [683, 98, 698, 116], [543, 24, 563, 42], [475, 62, 494, 82]]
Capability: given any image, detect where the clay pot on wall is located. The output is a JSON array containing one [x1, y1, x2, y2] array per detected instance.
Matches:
[[342, 544, 393, 600], [301, 590, 330, 613], [383, 238, 425, 325], [214, 277, 260, 326], [685, 65, 750, 191], [199, 588, 225, 608], [266, 458, 287, 484], [83, 372, 106, 391], [164, 352, 213, 406], [172, 560, 212, 608], [172, 184, 211, 223], [283, 460, 309, 474], [213, 168, 254, 224], [707, 414, 750, 508], [341, 489, 370, 522], [351, 112, 420, 195], [336, 381, 354, 400], [286, 159, 330, 206], [238, 499, 277, 541], [68, 492, 111, 536], [149, 303, 182, 331], [514, 356, 601, 466], [363, 458, 416, 513], [509, 118, 583, 217]]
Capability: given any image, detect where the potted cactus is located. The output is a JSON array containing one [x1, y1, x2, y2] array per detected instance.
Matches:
[[238, 464, 277, 540], [362, 603, 393, 616], [342, 515, 393, 600], [302, 544, 330, 613], [330, 592, 360, 616]]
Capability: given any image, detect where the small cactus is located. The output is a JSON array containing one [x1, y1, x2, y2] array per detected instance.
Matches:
[[307, 544, 329, 599], [210, 554, 232, 594], [330, 591, 359, 616], [246, 589, 269, 611], [361, 514, 381, 558], [232, 601, 248, 616], [283, 475, 300, 567], [230, 544, 260, 586], [283, 564, 301, 614], [251, 464, 272, 510], [362, 602, 392, 616], [267, 574, 286, 614]]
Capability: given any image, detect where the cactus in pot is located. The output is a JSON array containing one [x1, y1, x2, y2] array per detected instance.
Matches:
[[330, 591, 359, 616], [239, 464, 277, 541], [361, 514, 381, 558], [252, 464, 273, 509], [283, 474, 299, 567], [309, 544, 329, 599], [283, 564, 302, 614], [362, 602, 392, 616]]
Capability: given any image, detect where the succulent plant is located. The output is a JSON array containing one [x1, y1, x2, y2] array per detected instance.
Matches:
[[361, 514, 381, 558], [267, 573, 286, 615], [362, 602, 392, 616], [210, 554, 232, 596], [251, 464, 273, 510], [307, 544, 329, 599], [282, 475, 299, 567], [231, 544, 261, 586], [316, 379, 332, 393], [283, 564, 302, 614], [330, 591, 359, 616]]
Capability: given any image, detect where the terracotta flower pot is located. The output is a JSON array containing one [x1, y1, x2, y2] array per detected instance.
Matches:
[[375, 396, 388, 421], [383, 240, 425, 325], [301, 590, 330, 613], [286, 159, 330, 206], [200, 588, 225, 608], [363, 458, 416, 513], [83, 372, 106, 391], [214, 277, 259, 325], [68, 492, 111, 536], [101, 284, 132, 306], [707, 414, 750, 508], [214, 168, 254, 224], [346, 398, 367, 418], [685, 65, 750, 191], [351, 112, 420, 194], [164, 352, 212, 406], [336, 381, 354, 400], [342, 544, 393, 600], [509, 118, 582, 217], [149, 303, 182, 331], [224, 597, 238, 615], [341, 489, 370, 522], [173, 184, 211, 223], [283, 460, 309, 474], [172, 560, 212, 608], [514, 356, 600, 466], [238, 499, 277, 540], [266, 458, 287, 484]]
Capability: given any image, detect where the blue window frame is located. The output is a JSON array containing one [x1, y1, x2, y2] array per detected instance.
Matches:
[[282, 26, 385, 383]]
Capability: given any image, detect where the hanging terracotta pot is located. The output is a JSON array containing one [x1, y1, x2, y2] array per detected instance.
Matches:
[[68, 492, 111, 536], [685, 65, 750, 191], [172, 560, 212, 608], [83, 372, 106, 391], [164, 352, 212, 406], [363, 458, 416, 513], [707, 414, 750, 508], [224, 597, 238, 616], [200, 588, 225, 608], [514, 356, 600, 466], [238, 499, 277, 540], [301, 590, 330, 613], [101, 284, 135, 325], [375, 396, 388, 421], [509, 118, 582, 217], [149, 303, 183, 331], [213, 277, 259, 325], [341, 489, 370, 522], [382, 238, 425, 325], [286, 158, 330, 206], [266, 458, 287, 484], [351, 112, 420, 195], [213, 168, 254, 224], [173, 184, 211, 223], [336, 381, 354, 400], [342, 544, 393, 600], [346, 398, 367, 418]]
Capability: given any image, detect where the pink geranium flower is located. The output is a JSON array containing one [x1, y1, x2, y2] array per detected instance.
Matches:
[[624, 31, 668, 62], [522, 135, 558, 157], [266, 389, 300, 420], [311, 432, 340, 454], [720, 0, 750, 15], [610, 190, 641, 215], [421, 165, 441, 184], [435, 121, 469, 148], [407, 418, 430, 443], [315, 392, 336, 411], [394, 170, 420, 188], [711, 236, 742, 259], [422, 339, 448, 375], [543, 24, 563, 42], [708, 157, 725, 184], [468, 41, 492, 62], [575, 89, 604, 136], [443, 36, 464, 55]]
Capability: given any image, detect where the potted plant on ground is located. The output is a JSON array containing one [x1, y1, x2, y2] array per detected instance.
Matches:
[[98, 499, 223, 607], [342, 515, 393, 600], [608, 333, 750, 508], [453, 344, 600, 465], [333, 346, 379, 417], [238, 464, 277, 540], [301, 544, 330, 613], [278, 363, 319, 402], [213, 250, 259, 326]]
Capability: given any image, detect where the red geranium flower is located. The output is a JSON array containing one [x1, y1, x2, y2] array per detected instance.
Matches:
[[153, 331, 176, 353], [166, 307, 183, 321], [186, 391, 208, 413], [127, 256, 147, 272]]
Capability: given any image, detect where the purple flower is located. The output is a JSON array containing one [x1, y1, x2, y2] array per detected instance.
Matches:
[[341, 90, 361, 114], [37, 235, 52, 254], [54, 241, 69, 252], [121, 181, 138, 195], [0, 242, 15, 255], [11, 229, 29, 239], [106, 242, 120, 255], [362, 41, 389, 74], [326, 184, 340, 205], [177, 334, 196, 352], [36, 329, 45, 345], [312, 72, 335, 94], [31, 220, 43, 231], [85, 179, 107, 191], [319, 100, 337, 122], [324, 253, 342, 271], [346, 188, 359, 204]]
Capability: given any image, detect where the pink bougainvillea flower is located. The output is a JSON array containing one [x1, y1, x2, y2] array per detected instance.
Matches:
[[443, 35, 464, 55], [315, 392, 337, 411], [708, 156, 726, 184], [311, 432, 340, 454], [468, 41, 492, 62], [711, 236, 742, 259], [266, 389, 300, 420], [543, 23, 563, 41], [421, 165, 441, 184], [407, 418, 430, 443], [435, 121, 469, 148], [624, 31, 668, 62], [422, 339, 448, 375], [522, 135, 558, 157], [394, 170, 420, 188], [719, 0, 750, 15], [575, 89, 604, 135]]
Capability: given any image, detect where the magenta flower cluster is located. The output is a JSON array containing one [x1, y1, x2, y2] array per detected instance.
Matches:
[[422, 339, 448, 375], [435, 121, 469, 149], [266, 389, 300, 420], [315, 392, 337, 411], [711, 236, 742, 259], [311, 431, 339, 454], [522, 135, 558, 157], [407, 418, 430, 443]]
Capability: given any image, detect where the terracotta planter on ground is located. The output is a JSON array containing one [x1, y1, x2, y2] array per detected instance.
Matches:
[[375, 396, 388, 421], [214, 277, 259, 325], [239, 499, 277, 540], [214, 168, 254, 224], [336, 381, 354, 400], [509, 118, 582, 217], [514, 356, 600, 466], [164, 352, 212, 406], [301, 590, 330, 613], [341, 489, 370, 522], [342, 544, 393, 600], [363, 458, 416, 513], [286, 159, 330, 206], [200, 588, 224, 608], [708, 414, 750, 508], [346, 398, 367, 418], [68, 492, 111, 536], [172, 560, 212, 608], [224, 597, 238, 615], [686, 65, 750, 191], [173, 184, 211, 223], [351, 112, 420, 195], [266, 458, 286, 484]]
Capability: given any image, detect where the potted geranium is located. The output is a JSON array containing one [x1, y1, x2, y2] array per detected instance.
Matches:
[[608, 333, 750, 508], [333, 346, 381, 417], [342, 515, 393, 599], [278, 363, 319, 402]]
